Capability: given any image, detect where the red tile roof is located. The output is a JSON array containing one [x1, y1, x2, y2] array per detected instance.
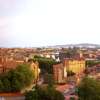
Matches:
[[0, 93, 24, 96], [56, 84, 69, 93]]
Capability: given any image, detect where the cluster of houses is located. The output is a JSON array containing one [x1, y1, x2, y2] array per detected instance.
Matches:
[[53, 58, 85, 84], [1, 47, 100, 100]]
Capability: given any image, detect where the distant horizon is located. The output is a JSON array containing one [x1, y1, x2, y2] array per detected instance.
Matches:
[[0, 0, 100, 47], [0, 42, 100, 48]]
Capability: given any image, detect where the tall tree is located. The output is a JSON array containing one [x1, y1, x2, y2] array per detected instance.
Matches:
[[31, 56, 57, 74], [0, 64, 34, 92], [25, 85, 65, 100], [77, 77, 100, 100]]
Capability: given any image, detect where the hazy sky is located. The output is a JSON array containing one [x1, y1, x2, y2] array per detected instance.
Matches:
[[0, 0, 100, 47]]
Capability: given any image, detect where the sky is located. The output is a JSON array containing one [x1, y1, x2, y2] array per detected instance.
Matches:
[[0, 0, 100, 47]]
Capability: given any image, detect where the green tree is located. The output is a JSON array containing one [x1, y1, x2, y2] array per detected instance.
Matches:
[[2, 78, 11, 92], [70, 97, 75, 100], [67, 70, 75, 76], [66, 47, 78, 58], [30, 56, 57, 74], [0, 64, 34, 92], [25, 85, 65, 100], [0, 80, 4, 92], [44, 73, 55, 87], [86, 60, 100, 67], [47, 74, 55, 88], [77, 77, 100, 100], [7, 69, 24, 91], [11, 78, 22, 92], [25, 90, 38, 100], [16, 64, 34, 87]]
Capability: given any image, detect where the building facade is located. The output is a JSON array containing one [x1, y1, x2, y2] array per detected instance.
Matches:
[[63, 59, 85, 74], [0, 93, 25, 100], [0, 57, 24, 73], [30, 61, 40, 83], [53, 63, 67, 83], [0, 57, 40, 83]]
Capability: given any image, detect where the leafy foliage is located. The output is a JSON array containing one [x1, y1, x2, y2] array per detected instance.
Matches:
[[44, 73, 55, 86], [16, 64, 34, 87], [86, 60, 100, 67], [77, 76, 100, 100], [0, 64, 34, 92], [29, 56, 57, 74], [25, 85, 65, 100], [0, 80, 4, 92], [67, 70, 75, 76], [70, 97, 75, 100]]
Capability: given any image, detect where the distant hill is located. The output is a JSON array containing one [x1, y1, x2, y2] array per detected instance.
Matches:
[[47, 43, 100, 48]]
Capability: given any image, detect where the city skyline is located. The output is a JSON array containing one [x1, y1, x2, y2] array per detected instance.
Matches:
[[0, 0, 100, 47]]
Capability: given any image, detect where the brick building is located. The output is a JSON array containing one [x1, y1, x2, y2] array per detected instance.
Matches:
[[53, 63, 67, 83], [0, 93, 25, 100], [0, 57, 24, 73], [0, 57, 40, 82]]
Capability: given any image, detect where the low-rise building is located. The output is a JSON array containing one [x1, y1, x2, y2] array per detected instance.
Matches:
[[0, 57, 24, 73], [30, 61, 40, 83], [53, 63, 67, 83], [0, 57, 40, 82], [63, 59, 85, 74], [0, 93, 25, 100]]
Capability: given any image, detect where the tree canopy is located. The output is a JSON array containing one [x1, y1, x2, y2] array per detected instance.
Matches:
[[25, 85, 65, 100], [77, 76, 100, 100], [29, 56, 58, 74], [86, 60, 100, 67], [67, 70, 75, 76], [0, 64, 34, 92], [25, 71, 64, 100]]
